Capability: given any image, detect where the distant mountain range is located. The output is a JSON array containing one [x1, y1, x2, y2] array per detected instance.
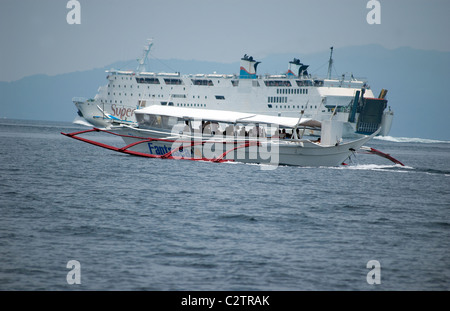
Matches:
[[1, 44, 449, 140]]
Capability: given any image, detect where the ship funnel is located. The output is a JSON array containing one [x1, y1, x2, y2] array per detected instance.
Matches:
[[240, 54, 260, 79], [287, 58, 309, 77], [378, 89, 388, 99]]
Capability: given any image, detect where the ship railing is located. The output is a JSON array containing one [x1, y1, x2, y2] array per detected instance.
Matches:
[[72, 97, 87, 102], [356, 122, 380, 134]]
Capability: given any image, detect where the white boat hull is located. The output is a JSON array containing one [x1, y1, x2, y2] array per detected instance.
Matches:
[[115, 127, 373, 167]]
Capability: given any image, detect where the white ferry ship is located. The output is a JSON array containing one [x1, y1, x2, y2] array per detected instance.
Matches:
[[74, 40, 393, 136]]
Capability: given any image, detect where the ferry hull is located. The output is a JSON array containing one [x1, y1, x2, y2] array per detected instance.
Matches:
[[74, 99, 137, 128], [74, 99, 111, 128], [75, 98, 393, 137]]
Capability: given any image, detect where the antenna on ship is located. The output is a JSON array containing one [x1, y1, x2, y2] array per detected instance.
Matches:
[[137, 39, 153, 73], [327, 46, 334, 79]]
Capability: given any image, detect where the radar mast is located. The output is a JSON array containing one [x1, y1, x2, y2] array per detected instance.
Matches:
[[137, 39, 153, 73], [327, 46, 334, 79]]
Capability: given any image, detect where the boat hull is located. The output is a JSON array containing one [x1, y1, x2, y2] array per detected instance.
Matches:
[[74, 99, 111, 128], [74, 98, 137, 128], [115, 127, 373, 167]]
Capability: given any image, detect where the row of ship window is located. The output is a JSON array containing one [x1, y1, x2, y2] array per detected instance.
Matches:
[[176, 103, 207, 107], [112, 75, 321, 87], [105, 90, 306, 102], [100, 98, 316, 110], [110, 82, 310, 98], [100, 98, 209, 107], [108, 83, 187, 89], [100, 97, 317, 111], [107, 88, 306, 100], [267, 91, 308, 103], [160, 102, 209, 108], [106, 93, 224, 100], [267, 104, 318, 110], [268, 96, 288, 104], [110, 81, 313, 92], [277, 88, 308, 94]]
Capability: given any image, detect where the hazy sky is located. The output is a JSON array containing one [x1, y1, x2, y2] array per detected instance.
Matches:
[[1, 0, 449, 81]]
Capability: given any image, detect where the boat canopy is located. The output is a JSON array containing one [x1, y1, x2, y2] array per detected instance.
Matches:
[[134, 105, 321, 129]]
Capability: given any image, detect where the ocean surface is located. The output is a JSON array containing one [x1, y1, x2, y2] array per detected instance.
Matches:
[[0, 119, 449, 291]]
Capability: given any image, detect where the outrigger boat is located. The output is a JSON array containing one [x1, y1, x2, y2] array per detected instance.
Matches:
[[62, 105, 403, 168]]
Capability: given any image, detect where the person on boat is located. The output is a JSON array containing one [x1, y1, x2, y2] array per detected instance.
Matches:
[[211, 122, 220, 135], [238, 126, 246, 137], [202, 121, 211, 134], [183, 120, 191, 133], [224, 124, 235, 137], [256, 125, 266, 138], [235, 125, 241, 136], [198, 121, 205, 133], [285, 129, 292, 139], [249, 125, 265, 138], [272, 129, 279, 139]]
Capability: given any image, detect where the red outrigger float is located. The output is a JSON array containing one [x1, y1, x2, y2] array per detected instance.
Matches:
[[358, 146, 405, 166]]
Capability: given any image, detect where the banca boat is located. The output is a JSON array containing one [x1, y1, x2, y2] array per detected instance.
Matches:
[[62, 105, 402, 168]]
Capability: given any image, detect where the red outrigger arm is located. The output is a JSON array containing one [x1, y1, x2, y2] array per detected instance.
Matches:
[[61, 128, 260, 163], [359, 146, 405, 166], [212, 141, 260, 162]]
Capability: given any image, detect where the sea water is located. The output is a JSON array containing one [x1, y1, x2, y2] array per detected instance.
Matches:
[[0, 119, 449, 290]]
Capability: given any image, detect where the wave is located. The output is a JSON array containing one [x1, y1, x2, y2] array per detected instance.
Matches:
[[335, 163, 449, 176], [374, 136, 450, 144], [72, 116, 94, 127], [415, 167, 450, 177], [340, 163, 414, 172]]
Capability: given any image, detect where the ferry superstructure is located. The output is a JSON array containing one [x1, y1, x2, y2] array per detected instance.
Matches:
[[74, 40, 393, 136]]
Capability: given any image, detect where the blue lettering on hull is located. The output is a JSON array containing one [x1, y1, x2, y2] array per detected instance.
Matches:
[[148, 142, 191, 157]]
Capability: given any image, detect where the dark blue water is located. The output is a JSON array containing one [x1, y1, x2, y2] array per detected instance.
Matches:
[[0, 119, 449, 290]]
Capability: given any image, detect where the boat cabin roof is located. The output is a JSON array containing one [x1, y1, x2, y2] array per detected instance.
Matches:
[[134, 105, 321, 129]]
